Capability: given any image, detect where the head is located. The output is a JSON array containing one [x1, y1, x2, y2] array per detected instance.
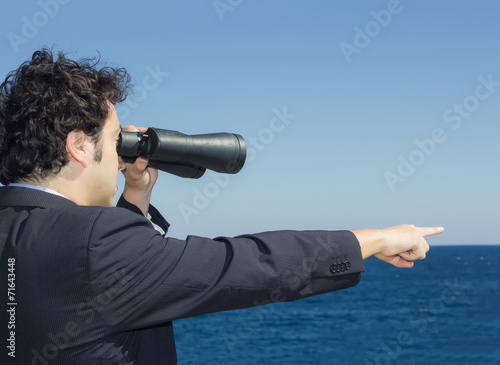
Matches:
[[0, 48, 130, 205]]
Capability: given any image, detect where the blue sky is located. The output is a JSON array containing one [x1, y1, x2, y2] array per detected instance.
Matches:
[[1, 1, 499, 244]]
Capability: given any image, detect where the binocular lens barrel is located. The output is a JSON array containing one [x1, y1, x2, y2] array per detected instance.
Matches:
[[118, 127, 247, 179]]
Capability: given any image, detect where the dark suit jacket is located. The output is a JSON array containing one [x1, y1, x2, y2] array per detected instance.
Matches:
[[0, 186, 365, 364]]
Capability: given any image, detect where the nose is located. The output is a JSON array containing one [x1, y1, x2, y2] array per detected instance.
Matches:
[[118, 156, 126, 171]]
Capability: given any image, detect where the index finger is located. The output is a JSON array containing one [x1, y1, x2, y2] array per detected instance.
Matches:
[[121, 125, 148, 133], [416, 226, 445, 237]]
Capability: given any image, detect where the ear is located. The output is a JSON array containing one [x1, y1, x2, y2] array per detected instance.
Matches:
[[66, 130, 93, 168]]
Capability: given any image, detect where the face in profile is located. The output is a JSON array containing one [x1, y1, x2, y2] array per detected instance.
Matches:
[[87, 104, 125, 207]]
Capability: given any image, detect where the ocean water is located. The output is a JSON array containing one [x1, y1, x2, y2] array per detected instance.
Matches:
[[174, 246, 500, 365]]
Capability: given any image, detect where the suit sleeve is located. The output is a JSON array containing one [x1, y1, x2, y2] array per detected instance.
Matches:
[[87, 205, 365, 332], [116, 194, 170, 235]]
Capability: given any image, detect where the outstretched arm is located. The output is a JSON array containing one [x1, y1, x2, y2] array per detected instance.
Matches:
[[351, 224, 444, 268], [117, 129, 444, 269]]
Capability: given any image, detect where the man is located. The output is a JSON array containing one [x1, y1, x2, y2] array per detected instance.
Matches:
[[0, 49, 443, 364]]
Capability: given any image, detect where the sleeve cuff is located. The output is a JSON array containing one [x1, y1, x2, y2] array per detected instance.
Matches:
[[117, 195, 170, 236]]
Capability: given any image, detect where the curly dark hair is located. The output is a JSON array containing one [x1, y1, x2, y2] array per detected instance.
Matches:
[[0, 48, 130, 185]]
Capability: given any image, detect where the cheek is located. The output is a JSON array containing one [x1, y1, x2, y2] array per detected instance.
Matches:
[[108, 146, 120, 168]]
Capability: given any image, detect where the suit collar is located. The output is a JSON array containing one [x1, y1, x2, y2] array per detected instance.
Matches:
[[0, 186, 78, 209]]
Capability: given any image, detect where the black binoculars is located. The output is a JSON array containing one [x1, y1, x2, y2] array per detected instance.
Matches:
[[117, 128, 247, 179]]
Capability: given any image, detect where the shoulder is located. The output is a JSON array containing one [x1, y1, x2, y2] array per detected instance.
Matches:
[[85, 205, 162, 250], [41, 200, 145, 221], [26, 203, 151, 242]]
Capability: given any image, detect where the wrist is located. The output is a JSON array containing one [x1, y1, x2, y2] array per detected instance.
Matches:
[[122, 184, 152, 216], [351, 229, 384, 259]]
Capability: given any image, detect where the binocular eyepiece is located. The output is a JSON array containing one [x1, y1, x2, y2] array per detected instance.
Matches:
[[117, 128, 247, 179]]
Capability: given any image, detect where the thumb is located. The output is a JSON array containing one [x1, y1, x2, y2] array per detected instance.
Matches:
[[128, 157, 150, 177]]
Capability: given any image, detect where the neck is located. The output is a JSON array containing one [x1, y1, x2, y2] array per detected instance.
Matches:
[[19, 170, 88, 206]]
